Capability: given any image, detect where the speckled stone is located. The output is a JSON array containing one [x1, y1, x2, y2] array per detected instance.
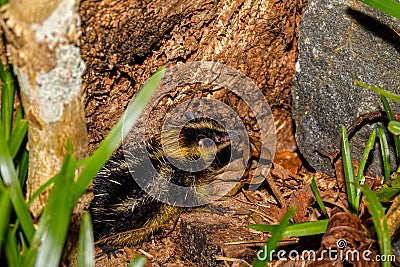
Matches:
[[292, 0, 400, 175]]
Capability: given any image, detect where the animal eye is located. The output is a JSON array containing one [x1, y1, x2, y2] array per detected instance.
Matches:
[[196, 134, 206, 142], [198, 138, 215, 149]]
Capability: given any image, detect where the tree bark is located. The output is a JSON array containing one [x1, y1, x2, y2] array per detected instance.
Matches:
[[4, 0, 87, 217]]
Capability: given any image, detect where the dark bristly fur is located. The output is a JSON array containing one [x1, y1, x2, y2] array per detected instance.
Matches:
[[90, 117, 240, 250]]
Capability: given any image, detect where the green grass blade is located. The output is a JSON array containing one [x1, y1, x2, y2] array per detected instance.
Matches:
[[0, 127, 34, 242], [34, 148, 76, 267], [354, 80, 400, 102], [4, 228, 20, 266], [14, 105, 23, 123], [377, 124, 391, 182], [389, 121, 400, 136], [8, 119, 28, 159], [249, 219, 328, 238], [355, 128, 376, 183], [73, 67, 164, 201], [0, 186, 11, 252], [21, 243, 38, 267], [354, 128, 376, 210], [381, 95, 397, 123], [309, 177, 326, 215], [78, 213, 94, 267], [252, 206, 297, 267], [359, 184, 391, 267], [0, 62, 15, 140], [128, 256, 147, 267], [26, 175, 56, 207], [341, 126, 356, 213], [17, 148, 29, 185], [358, 0, 400, 20], [381, 95, 400, 162]]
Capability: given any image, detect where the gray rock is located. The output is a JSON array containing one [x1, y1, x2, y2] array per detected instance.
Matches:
[[292, 0, 400, 176]]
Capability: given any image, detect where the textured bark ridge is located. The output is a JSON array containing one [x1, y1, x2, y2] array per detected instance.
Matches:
[[4, 0, 88, 217]]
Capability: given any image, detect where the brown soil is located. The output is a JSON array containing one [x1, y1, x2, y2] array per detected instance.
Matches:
[[77, 0, 367, 266]]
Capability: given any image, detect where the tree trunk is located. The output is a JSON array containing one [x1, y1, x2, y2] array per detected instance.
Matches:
[[4, 0, 87, 217]]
